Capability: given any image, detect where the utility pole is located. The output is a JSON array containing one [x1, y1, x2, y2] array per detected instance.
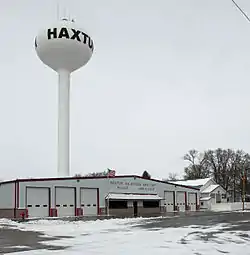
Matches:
[[242, 167, 246, 211], [231, 0, 250, 211]]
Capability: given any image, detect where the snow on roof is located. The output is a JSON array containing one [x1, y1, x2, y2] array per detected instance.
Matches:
[[106, 193, 163, 200], [202, 184, 220, 194], [200, 197, 211, 201], [169, 178, 212, 187]]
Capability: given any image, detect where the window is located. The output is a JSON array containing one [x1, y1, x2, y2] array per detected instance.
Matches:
[[222, 194, 226, 199], [201, 202, 204, 206], [210, 193, 215, 198], [143, 200, 159, 208], [109, 200, 128, 209]]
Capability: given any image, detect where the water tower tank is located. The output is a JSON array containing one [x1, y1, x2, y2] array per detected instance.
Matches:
[[35, 18, 94, 72], [34, 18, 94, 177]]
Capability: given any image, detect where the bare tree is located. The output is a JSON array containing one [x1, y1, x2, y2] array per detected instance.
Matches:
[[183, 148, 250, 201], [74, 170, 109, 177], [183, 149, 210, 180], [84, 171, 108, 177], [74, 173, 82, 177], [166, 172, 178, 181]]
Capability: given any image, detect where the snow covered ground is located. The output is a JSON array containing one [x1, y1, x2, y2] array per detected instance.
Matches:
[[1, 214, 250, 254]]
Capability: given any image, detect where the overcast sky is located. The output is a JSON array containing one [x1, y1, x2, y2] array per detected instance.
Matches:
[[1, 0, 250, 180]]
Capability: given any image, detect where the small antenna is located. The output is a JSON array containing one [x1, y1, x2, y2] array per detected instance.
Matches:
[[56, 2, 60, 20], [63, 7, 66, 19]]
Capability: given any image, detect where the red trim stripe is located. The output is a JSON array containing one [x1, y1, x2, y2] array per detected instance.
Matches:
[[0, 175, 199, 191]]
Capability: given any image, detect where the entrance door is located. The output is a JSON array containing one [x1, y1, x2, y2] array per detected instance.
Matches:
[[133, 201, 138, 217], [216, 192, 221, 203]]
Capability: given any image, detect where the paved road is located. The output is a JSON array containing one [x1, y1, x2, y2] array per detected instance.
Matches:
[[0, 225, 71, 254], [134, 211, 250, 245], [135, 211, 250, 230], [0, 211, 250, 254]]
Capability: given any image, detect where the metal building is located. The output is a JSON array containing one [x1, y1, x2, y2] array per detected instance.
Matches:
[[0, 175, 200, 219]]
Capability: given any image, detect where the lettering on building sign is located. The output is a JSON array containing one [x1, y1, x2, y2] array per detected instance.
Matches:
[[47, 27, 94, 51], [109, 180, 156, 192]]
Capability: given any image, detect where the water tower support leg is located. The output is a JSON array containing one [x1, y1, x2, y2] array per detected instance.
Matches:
[[58, 69, 70, 177]]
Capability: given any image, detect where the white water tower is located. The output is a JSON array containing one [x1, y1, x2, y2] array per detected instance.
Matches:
[[35, 18, 94, 177]]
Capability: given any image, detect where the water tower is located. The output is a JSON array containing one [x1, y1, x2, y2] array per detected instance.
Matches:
[[35, 18, 94, 177]]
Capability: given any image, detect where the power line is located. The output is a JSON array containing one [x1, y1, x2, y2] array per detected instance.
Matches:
[[231, 0, 250, 23]]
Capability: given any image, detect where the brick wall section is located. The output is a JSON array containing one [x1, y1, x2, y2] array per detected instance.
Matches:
[[108, 208, 134, 217], [0, 209, 15, 219], [99, 207, 106, 215], [0, 209, 27, 219], [49, 208, 58, 217], [100, 207, 163, 217], [137, 207, 162, 217]]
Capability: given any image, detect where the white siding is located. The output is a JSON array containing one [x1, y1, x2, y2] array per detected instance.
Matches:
[[200, 199, 212, 210], [17, 176, 200, 215], [201, 192, 209, 198], [200, 179, 217, 193], [0, 182, 15, 208], [211, 186, 227, 204]]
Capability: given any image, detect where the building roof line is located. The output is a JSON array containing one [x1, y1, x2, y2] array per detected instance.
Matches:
[[0, 175, 199, 191]]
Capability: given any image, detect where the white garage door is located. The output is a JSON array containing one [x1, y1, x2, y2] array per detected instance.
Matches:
[[26, 187, 50, 218], [55, 187, 76, 217], [176, 191, 186, 212], [188, 193, 196, 211], [80, 188, 98, 216], [164, 191, 175, 212]]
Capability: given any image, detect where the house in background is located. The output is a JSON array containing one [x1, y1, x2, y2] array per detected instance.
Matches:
[[169, 178, 227, 210], [227, 189, 242, 203]]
